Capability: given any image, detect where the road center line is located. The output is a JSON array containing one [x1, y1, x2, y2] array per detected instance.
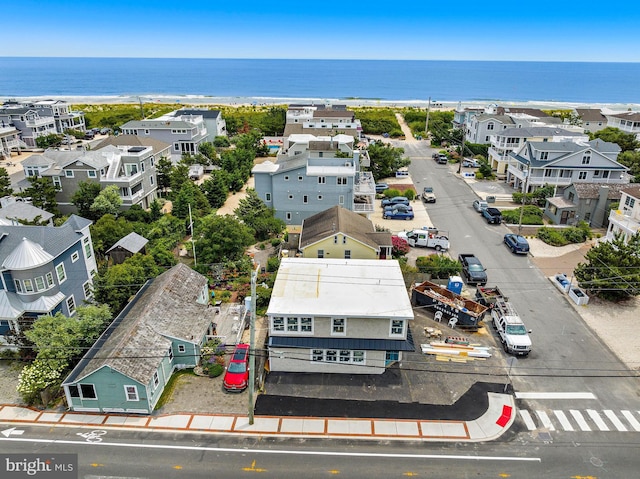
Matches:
[[0, 437, 542, 462]]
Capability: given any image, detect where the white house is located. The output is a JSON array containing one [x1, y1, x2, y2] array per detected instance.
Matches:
[[606, 185, 640, 243], [604, 111, 640, 140], [267, 258, 414, 374]]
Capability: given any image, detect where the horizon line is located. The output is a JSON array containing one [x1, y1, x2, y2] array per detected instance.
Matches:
[[1, 56, 639, 64]]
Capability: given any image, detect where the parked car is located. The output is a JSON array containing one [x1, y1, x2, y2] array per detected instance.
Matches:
[[462, 158, 480, 168], [381, 196, 410, 208], [375, 183, 390, 193], [223, 343, 250, 392], [383, 208, 415, 220], [383, 204, 413, 214], [504, 234, 530, 254], [437, 154, 448, 164], [99, 127, 112, 135], [84, 131, 95, 140], [482, 207, 502, 224], [472, 200, 488, 212]]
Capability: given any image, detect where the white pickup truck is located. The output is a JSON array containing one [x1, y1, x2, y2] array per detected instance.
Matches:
[[398, 229, 449, 251], [491, 298, 532, 356]]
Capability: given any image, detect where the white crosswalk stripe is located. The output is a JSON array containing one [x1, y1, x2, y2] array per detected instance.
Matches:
[[519, 409, 536, 431], [569, 410, 591, 431], [553, 410, 574, 431], [604, 410, 627, 432], [535, 410, 555, 431], [621, 410, 640, 432], [586, 409, 609, 431], [517, 408, 640, 433]]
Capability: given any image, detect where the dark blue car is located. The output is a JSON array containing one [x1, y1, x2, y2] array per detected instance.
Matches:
[[381, 196, 410, 208], [504, 234, 530, 254], [383, 209, 414, 220]]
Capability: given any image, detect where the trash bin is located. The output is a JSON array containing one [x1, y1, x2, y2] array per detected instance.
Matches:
[[486, 195, 496, 203]]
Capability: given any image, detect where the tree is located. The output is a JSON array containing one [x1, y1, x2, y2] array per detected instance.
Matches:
[[392, 236, 410, 258], [194, 214, 254, 264], [171, 181, 211, 219], [90, 214, 134, 256], [156, 157, 173, 196], [415, 255, 461, 279], [90, 185, 122, 217], [169, 162, 190, 195], [35, 133, 63, 149], [590, 127, 640, 152], [617, 150, 640, 183], [19, 176, 59, 215], [93, 254, 162, 315], [213, 136, 231, 148], [72, 180, 101, 219], [234, 189, 285, 240], [0, 167, 13, 197], [368, 142, 409, 181], [201, 170, 230, 208], [574, 232, 640, 302]]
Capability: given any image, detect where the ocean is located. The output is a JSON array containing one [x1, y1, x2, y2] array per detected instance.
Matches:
[[0, 57, 639, 106]]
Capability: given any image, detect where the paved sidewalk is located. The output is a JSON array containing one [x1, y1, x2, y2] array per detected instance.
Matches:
[[0, 392, 514, 442]]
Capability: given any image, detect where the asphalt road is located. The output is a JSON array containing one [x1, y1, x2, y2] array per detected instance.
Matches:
[[1, 424, 637, 478]]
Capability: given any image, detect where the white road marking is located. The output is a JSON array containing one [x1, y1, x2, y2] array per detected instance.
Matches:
[[518, 409, 536, 430], [0, 437, 542, 462], [553, 410, 574, 431], [603, 410, 627, 432], [587, 409, 609, 431], [515, 392, 596, 400], [569, 410, 591, 431], [621, 410, 640, 432], [535, 411, 555, 431]]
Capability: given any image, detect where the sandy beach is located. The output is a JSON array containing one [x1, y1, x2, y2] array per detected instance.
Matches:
[[3, 94, 639, 113]]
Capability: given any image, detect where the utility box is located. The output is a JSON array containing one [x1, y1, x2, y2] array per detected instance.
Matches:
[[486, 195, 496, 203]]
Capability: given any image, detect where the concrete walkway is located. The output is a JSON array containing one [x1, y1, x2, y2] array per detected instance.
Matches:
[[0, 392, 515, 442]]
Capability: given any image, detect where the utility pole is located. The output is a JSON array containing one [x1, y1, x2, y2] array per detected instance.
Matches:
[[457, 127, 466, 175], [138, 96, 145, 119], [517, 162, 530, 235], [248, 262, 259, 425], [188, 204, 197, 266]]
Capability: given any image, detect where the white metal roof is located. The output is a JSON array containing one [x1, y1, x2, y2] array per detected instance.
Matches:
[[267, 258, 414, 319], [2, 237, 54, 270]]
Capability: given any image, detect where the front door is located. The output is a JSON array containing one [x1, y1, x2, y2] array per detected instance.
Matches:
[[560, 211, 570, 224], [385, 351, 399, 366]]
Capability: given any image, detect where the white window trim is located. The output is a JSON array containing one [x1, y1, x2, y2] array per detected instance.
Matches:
[[35, 276, 45, 291], [178, 344, 186, 353], [79, 384, 97, 400], [45, 272, 55, 287], [390, 319, 405, 337], [153, 372, 160, 389], [83, 281, 92, 299], [14, 279, 22, 293], [271, 316, 313, 334], [71, 251, 80, 263], [124, 385, 139, 401], [331, 317, 347, 336], [55, 262, 67, 284], [66, 295, 76, 315], [311, 349, 365, 364], [65, 170, 74, 178], [87, 170, 97, 178]]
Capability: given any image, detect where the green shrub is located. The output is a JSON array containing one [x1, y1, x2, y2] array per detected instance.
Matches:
[[502, 206, 544, 225], [404, 189, 416, 200], [475, 172, 484, 180], [415, 255, 461, 279], [383, 189, 402, 198], [207, 363, 224, 378], [537, 227, 568, 246], [537, 225, 590, 246], [270, 238, 282, 247], [267, 256, 280, 272]]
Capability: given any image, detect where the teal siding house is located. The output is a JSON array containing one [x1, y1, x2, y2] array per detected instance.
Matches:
[[62, 263, 215, 414]]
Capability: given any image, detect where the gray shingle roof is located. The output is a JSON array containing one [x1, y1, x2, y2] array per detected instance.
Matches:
[[65, 263, 212, 385], [572, 183, 627, 200], [94, 134, 170, 153], [174, 109, 221, 119], [621, 185, 640, 199], [0, 202, 54, 224], [106, 232, 148, 255], [496, 126, 584, 138], [575, 108, 606, 122]]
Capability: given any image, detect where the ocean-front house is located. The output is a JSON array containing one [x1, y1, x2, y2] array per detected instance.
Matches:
[[62, 263, 216, 414], [0, 105, 57, 148], [120, 111, 208, 162], [606, 185, 640, 243], [506, 139, 627, 193], [604, 111, 640, 140], [267, 258, 414, 374], [573, 108, 607, 134], [298, 205, 392, 259], [0, 215, 97, 341], [283, 104, 362, 138], [545, 183, 626, 227], [19, 144, 159, 214], [252, 134, 375, 225], [27, 99, 86, 134], [171, 108, 227, 140]]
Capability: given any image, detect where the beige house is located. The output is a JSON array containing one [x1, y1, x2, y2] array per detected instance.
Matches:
[[299, 205, 392, 259]]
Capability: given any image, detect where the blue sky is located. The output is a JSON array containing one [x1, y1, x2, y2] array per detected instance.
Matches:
[[3, 0, 639, 62]]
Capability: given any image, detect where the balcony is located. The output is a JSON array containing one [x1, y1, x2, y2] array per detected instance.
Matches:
[[25, 118, 55, 127], [352, 201, 374, 214]]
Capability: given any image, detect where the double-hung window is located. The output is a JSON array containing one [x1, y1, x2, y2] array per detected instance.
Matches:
[[332, 318, 346, 335], [124, 385, 139, 401]]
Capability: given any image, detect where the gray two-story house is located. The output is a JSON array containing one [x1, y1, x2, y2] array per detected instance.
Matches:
[[172, 109, 227, 140], [0, 105, 57, 148], [507, 139, 628, 193], [120, 111, 208, 162], [19, 144, 159, 214], [27, 99, 86, 133], [0, 215, 97, 340], [267, 258, 414, 374], [252, 134, 375, 225]]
